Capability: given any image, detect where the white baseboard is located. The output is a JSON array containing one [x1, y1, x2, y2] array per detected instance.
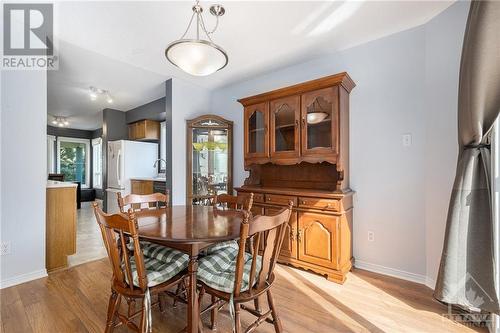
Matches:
[[425, 277, 436, 290], [0, 269, 48, 289], [355, 260, 428, 285]]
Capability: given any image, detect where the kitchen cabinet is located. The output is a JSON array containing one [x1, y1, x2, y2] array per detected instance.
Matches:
[[128, 120, 160, 141], [46, 182, 77, 272], [131, 179, 153, 195]]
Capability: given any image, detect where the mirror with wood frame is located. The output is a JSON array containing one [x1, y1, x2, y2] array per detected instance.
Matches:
[[186, 115, 233, 205]]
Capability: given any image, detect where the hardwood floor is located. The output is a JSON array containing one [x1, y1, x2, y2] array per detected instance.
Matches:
[[67, 201, 107, 267], [0, 259, 487, 333]]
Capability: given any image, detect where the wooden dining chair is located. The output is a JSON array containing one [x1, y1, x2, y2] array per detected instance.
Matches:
[[117, 192, 169, 213], [213, 193, 254, 211], [205, 193, 255, 255], [197, 202, 293, 333], [92, 202, 188, 333]]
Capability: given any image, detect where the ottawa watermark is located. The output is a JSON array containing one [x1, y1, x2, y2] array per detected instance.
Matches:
[[441, 273, 493, 328], [2, 3, 58, 70]]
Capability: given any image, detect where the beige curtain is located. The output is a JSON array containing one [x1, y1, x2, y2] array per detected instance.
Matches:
[[434, 1, 500, 314]]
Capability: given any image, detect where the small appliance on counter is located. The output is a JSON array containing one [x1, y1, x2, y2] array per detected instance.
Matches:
[[105, 140, 158, 213]]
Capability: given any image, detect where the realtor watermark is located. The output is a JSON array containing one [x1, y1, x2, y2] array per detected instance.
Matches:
[[2, 3, 58, 70]]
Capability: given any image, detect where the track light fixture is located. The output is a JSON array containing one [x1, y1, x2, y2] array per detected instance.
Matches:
[[89, 86, 113, 103]]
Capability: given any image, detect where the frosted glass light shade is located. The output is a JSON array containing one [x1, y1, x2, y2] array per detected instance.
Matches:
[[165, 39, 228, 76]]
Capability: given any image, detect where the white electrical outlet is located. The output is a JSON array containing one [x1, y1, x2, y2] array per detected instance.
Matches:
[[368, 231, 375, 242], [402, 133, 412, 147], [0, 242, 11, 255]]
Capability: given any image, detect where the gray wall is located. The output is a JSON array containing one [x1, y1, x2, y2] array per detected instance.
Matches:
[[47, 125, 93, 139], [126, 97, 166, 124]]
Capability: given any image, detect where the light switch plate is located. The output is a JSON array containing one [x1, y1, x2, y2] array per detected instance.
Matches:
[[402, 133, 412, 147]]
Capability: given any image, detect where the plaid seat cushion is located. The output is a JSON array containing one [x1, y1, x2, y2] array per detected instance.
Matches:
[[141, 242, 189, 266], [205, 240, 239, 255], [126, 240, 154, 252], [198, 246, 262, 293], [127, 254, 188, 287]]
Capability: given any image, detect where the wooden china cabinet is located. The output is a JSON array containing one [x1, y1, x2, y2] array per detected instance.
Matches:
[[236, 72, 355, 284]]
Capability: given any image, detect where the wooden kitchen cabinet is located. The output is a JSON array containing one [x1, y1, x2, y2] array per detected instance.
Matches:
[[128, 120, 160, 141], [46, 184, 77, 272], [236, 73, 355, 284], [131, 179, 153, 195]]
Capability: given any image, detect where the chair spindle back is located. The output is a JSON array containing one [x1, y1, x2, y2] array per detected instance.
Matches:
[[92, 202, 148, 291], [117, 192, 169, 213], [233, 201, 293, 297], [214, 193, 254, 211]]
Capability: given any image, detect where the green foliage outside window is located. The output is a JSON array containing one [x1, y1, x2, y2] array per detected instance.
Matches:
[[59, 141, 86, 184]]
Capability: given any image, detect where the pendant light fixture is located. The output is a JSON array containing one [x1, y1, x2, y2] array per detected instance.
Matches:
[[165, 1, 228, 76]]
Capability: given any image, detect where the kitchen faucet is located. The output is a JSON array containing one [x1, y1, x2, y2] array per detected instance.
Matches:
[[153, 158, 167, 169]]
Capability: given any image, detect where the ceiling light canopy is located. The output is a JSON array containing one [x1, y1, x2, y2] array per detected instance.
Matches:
[[165, 1, 228, 76]]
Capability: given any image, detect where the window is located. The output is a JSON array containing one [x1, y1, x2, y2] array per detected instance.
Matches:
[[56, 137, 90, 187], [92, 138, 102, 189], [47, 135, 55, 173], [160, 121, 166, 172]]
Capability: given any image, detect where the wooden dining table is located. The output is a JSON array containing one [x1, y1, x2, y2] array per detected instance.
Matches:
[[130, 205, 245, 333]]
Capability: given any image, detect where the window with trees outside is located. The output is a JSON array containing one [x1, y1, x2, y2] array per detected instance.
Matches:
[[57, 137, 90, 188], [92, 138, 102, 189]]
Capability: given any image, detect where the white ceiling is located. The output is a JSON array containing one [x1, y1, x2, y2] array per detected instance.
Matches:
[[49, 1, 454, 130]]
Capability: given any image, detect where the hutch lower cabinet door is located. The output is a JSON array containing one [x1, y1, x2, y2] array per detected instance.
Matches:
[[297, 212, 339, 270]]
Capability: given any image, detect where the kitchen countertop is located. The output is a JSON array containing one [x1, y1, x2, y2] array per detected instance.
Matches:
[[130, 177, 166, 182], [47, 180, 78, 189]]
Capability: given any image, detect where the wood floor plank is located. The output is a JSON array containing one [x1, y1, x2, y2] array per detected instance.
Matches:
[[0, 259, 488, 333]]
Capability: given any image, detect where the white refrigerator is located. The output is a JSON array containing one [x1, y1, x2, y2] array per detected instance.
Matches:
[[105, 140, 158, 213]]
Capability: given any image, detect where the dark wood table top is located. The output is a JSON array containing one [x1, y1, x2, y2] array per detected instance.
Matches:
[[129, 205, 244, 244]]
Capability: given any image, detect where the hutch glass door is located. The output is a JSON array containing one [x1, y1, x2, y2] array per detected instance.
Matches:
[[270, 95, 300, 159], [245, 102, 269, 159], [301, 87, 338, 157]]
